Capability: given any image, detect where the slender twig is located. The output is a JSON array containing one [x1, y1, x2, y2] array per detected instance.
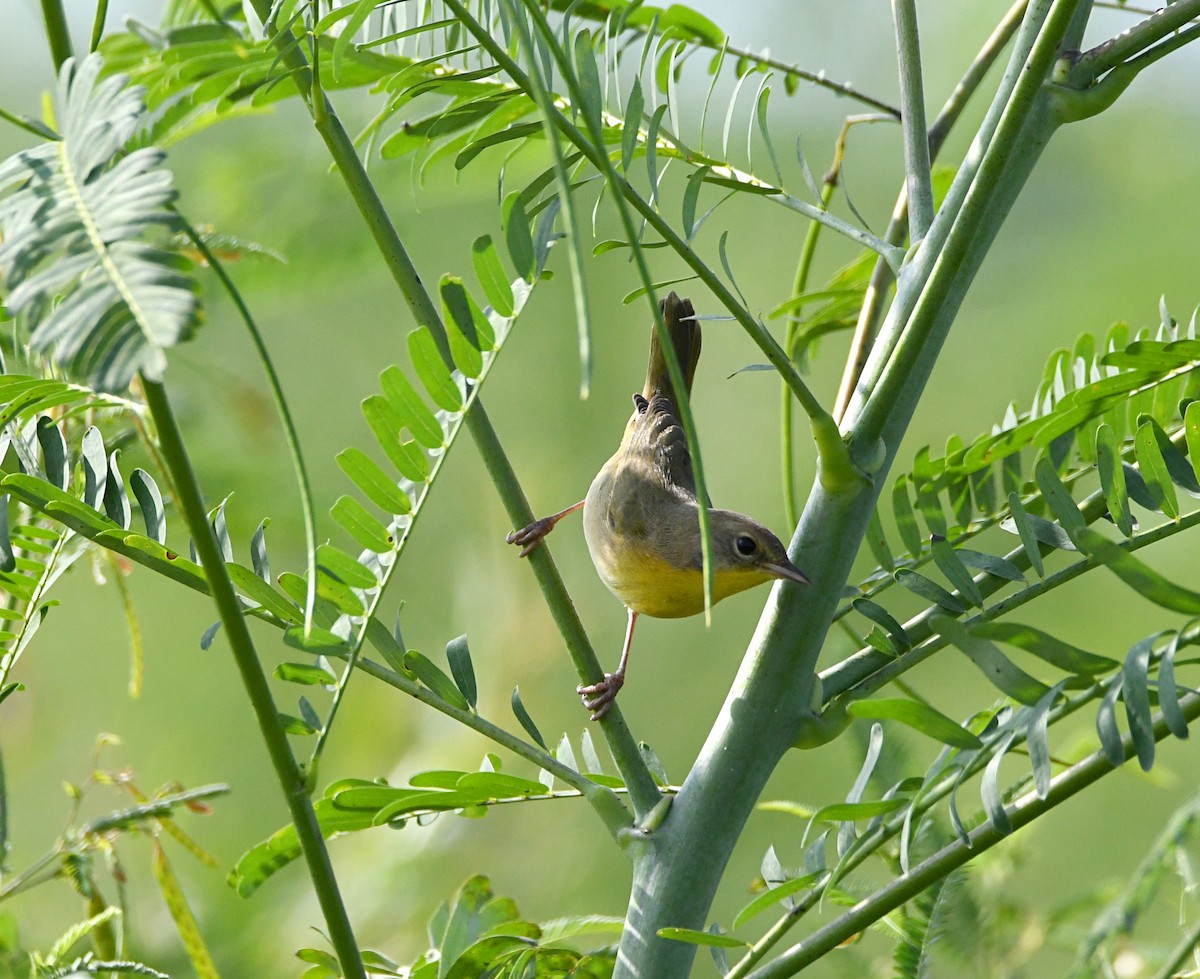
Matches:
[[174, 217, 320, 637], [891, 0, 934, 243], [140, 379, 367, 979], [833, 0, 1029, 422], [242, 0, 664, 816], [744, 691, 1200, 978]]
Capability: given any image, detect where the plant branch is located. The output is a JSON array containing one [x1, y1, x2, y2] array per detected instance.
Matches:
[[139, 379, 367, 979], [833, 0, 1029, 421], [243, 0, 664, 817], [38, 0, 73, 73], [745, 691, 1200, 978], [1069, 0, 1200, 81], [891, 0, 934, 242]]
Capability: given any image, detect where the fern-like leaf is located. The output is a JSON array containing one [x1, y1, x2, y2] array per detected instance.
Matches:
[[0, 55, 200, 391]]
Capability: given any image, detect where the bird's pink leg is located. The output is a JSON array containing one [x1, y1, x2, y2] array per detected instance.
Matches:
[[505, 500, 585, 557], [578, 609, 638, 720]]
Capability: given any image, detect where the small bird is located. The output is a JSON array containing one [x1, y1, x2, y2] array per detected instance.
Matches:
[[508, 293, 811, 719]]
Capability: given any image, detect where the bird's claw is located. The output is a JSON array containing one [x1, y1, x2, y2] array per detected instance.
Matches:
[[577, 673, 625, 720], [506, 516, 556, 557]]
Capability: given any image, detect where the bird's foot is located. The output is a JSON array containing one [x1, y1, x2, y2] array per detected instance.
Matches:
[[506, 516, 558, 557], [577, 673, 625, 720]]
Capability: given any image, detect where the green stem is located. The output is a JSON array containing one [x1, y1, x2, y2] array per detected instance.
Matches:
[[1069, 0, 1200, 80], [891, 0, 934, 242], [744, 691, 1200, 977], [243, 0, 662, 818], [834, 0, 1028, 422], [38, 0, 73, 72], [174, 217, 320, 637], [139, 379, 366, 979]]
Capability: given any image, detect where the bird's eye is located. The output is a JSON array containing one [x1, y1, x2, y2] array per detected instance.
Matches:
[[735, 535, 757, 556]]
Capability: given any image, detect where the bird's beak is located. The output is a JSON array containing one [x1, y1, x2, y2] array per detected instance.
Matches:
[[764, 558, 811, 586]]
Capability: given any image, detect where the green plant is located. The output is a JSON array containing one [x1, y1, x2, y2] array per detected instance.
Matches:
[[2, 1, 1200, 976]]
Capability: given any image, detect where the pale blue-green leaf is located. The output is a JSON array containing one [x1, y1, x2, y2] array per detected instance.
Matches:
[[1096, 675, 1126, 766], [0, 496, 11, 573], [81, 426, 107, 509], [682, 165, 709, 241], [754, 83, 783, 187], [1159, 630, 1190, 740], [199, 621, 220, 650], [532, 196, 562, 277], [103, 450, 132, 530], [934, 614, 1050, 706], [865, 506, 895, 572], [1027, 680, 1066, 798], [717, 230, 747, 306], [446, 635, 476, 709], [640, 743, 669, 785], [621, 274, 698, 304], [129, 468, 165, 544], [980, 730, 1017, 835], [1123, 636, 1156, 772], [645, 104, 669, 206], [35, 418, 68, 490]]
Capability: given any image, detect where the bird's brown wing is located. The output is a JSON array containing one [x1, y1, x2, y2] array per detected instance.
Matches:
[[625, 393, 710, 507]]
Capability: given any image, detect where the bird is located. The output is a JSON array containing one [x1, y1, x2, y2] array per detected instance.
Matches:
[[507, 292, 811, 719]]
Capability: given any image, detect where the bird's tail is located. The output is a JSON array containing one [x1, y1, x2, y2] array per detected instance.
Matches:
[[642, 292, 701, 403]]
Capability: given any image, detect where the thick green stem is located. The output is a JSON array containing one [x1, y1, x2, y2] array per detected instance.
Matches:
[[140, 379, 366, 979]]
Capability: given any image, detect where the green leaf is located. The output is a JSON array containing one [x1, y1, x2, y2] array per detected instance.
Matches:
[[336, 448, 413, 515], [440, 275, 487, 378], [129, 468, 165, 544], [408, 328, 463, 412], [274, 662, 336, 686], [1005, 492, 1044, 577], [510, 686, 547, 750], [955, 547, 1025, 583], [846, 698, 982, 749], [502, 192, 535, 282], [471, 236, 514, 317], [732, 873, 820, 928], [404, 651, 469, 710], [980, 730, 1017, 835], [894, 569, 964, 613], [934, 614, 1050, 706], [929, 537, 983, 608], [1097, 675, 1126, 765], [36, 418, 68, 489], [1134, 419, 1178, 518], [1034, 457, 1085, 538], [892, 475, 921, 557], [378, 366, 444, 451], [852, 598, 910, 651], [864, 506, 895, 572], [621, 77, 644, 173], [968, 621, 1115, 675], [657, 927, 747, 949], [278, 712, 318, 736], [330, 495, 394, 553], [1095, 423, 1133, 536], [1185, 400, 1200, 490], [1074, 526, 1200, 614], [446, 635, 477, 709], [225, 563, 302, 624]]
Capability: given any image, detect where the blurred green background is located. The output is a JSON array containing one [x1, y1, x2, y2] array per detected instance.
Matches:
[[2, 1, 1199, 975]]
